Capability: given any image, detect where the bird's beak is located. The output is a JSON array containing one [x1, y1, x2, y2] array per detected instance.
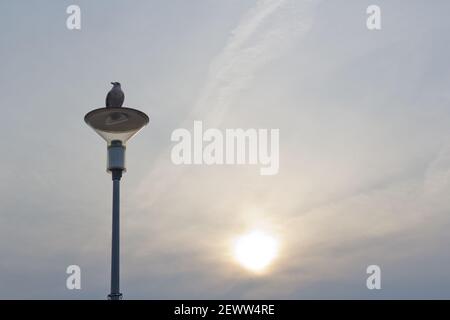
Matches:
[[111, 82, 115, 85]]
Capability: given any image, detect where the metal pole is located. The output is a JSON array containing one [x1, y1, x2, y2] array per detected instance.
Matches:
[[109, 169, 123, 300]]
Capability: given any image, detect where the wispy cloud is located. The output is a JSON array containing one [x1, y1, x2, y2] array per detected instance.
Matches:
[[136, 0, 318, 205]]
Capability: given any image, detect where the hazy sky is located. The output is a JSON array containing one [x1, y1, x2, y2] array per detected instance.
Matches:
[[1, 0, 450, 299]]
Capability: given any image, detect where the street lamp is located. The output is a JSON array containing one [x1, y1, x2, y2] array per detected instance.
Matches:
[[84, 106, 149, 300]]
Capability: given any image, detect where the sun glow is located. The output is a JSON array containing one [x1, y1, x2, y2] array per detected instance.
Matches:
[[233, 230, 278, 273]]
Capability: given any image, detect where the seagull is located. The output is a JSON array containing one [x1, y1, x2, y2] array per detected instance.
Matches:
[[106, 82, 125, 108]]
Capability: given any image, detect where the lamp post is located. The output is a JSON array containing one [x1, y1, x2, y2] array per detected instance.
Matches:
[[85, 107, 149, 300]]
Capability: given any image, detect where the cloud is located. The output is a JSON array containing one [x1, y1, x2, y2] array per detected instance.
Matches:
[[135, 0, 318, 206], [127, 1, 450, 299], [3, 0, 450, 299]]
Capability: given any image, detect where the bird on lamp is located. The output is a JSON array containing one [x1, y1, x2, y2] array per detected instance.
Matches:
[[106, 82, 125, 108]]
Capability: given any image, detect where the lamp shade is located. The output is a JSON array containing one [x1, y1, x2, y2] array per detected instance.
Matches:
[[85, 107, 149, 145]]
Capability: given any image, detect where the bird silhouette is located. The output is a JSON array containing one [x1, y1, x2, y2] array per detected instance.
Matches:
[[106, 82, 125, 108]]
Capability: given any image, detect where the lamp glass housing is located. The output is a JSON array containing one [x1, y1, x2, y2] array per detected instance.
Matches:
[[84, 107, 149, 146]]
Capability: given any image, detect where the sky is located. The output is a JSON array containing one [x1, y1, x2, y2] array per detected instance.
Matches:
[[1, 0, 450, 299]]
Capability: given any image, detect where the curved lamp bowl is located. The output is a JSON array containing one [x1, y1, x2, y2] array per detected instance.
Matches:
[[85, 107, 149, 145]]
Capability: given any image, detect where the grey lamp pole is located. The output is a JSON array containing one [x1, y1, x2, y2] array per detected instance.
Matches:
[[110, 169, 121, 299], [85, 107, 149, 300], [108, 141, 125, 300], [111, 170, 122, 299]]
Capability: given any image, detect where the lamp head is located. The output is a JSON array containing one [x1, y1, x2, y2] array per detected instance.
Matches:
[[84, 107, 149, 146]]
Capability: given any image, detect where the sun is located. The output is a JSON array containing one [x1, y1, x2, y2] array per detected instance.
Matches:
[[233, 230, 278, 273]]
